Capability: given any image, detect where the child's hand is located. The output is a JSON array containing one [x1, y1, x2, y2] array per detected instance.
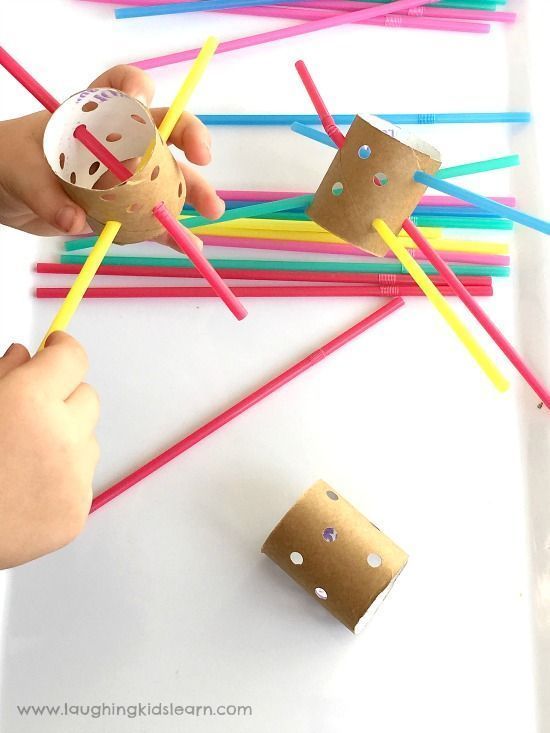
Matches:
[[0, 333, 99, 569], [0, 65, 224, 239]]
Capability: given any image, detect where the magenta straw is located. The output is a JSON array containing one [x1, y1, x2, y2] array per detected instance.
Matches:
[[200, 235, 509, 266], [221, 5, 489, 33], [215, 191, 516, 208], [292, 0, 516, 22], [132, 0, 445, 69]]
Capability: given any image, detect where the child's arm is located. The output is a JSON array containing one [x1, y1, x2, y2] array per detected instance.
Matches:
[[0, 64, 224, 237], [0, 333, 99, 569]]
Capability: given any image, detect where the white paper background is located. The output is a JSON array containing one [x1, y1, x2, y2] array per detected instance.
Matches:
[[0, 0, 549, 731]]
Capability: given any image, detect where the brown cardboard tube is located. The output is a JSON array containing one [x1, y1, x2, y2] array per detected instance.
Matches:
[[308, 116, 441, 257], [262, 480, 408, 633], [43, 88, 185, 244]]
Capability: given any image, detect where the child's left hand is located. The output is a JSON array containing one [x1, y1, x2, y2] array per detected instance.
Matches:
[[0, 64, 224, 239]]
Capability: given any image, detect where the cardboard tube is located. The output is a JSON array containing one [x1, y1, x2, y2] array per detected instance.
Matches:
[[262, 480, 408, 633], [308, 115, 441, 256], [43, 88, 185, 244]]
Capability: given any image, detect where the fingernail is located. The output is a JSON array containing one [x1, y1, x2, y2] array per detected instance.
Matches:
[[55, 206, 77, 233], [2, 343, 15, 357], [204, 140, 212, 157]]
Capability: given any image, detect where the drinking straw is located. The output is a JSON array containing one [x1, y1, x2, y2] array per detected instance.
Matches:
[[90, 299, 405, 512], [244, 212, 512, 230], [153, 203, 247, 319], [73, 125, 134, 182], [116, 0, 317, 18], [402, 219, 550, 408], [82, 0, 501, 7], [222, 5, 490, 33], [437, 155, 520, 179], [295, 60, 346, 147], [37, 284, 492, 298], [131, 0, 445, 69], [196, 113, 531, 125], [373, 219, 508, 392], [181, 195, 314, 229], [0, 47, 60, 113], [213, 190, 517, 208], [38, 222, 122, 349], [414, 172, 550, 235], [157, 36, 218, 140], [61, 254, 510, 278], [289, 0, 516, 22], [37, 262, 492, 287]]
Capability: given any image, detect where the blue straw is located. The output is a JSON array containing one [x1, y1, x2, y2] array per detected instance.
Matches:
[[414, 172, 550, 235], [116, 0, 303, 18], [182, 194, 314, 230], [197, 113, 531, 126]]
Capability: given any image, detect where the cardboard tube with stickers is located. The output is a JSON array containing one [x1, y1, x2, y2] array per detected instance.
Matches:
[[308, 115, 441, 256], [262, 480, 408, 634], [43, 88, 186, 245]]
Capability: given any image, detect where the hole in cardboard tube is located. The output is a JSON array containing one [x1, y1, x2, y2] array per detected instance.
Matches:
[[126, 202, 142, 213], [70, 172, 77, 184], [82, 102, 98, 112], [178, 182, 183, 198], [322, 527, 338, 543], [331, 181, 344, 197], [358, 145, 371, 159], [367, 553, 382, 568], [100, 193, 116, 202], [315, 588, 328, 600], [131, 114, 146, 125], [106, 133, 122, 143], [151, 165, 160, 181], [373, 173, 388, 187], [89, 161, 100, 176], [290, 552, 303, 565], [59, 153, 65, 170], [326, 490, 339, 501]]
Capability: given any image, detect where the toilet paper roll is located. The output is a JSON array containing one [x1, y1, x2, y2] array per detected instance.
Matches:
[[262, 479, 408, 633], [43, 88, 186, 244], [308, 115, 441, 256]]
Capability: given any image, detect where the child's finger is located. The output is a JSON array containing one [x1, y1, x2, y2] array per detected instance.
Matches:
[[150, 109, 212, 165], [0, 344, 30, 379], [17, 332, 88, 400], [89, 65, 155, 108], [65, 383, 100, 434], [180, 163, 225, 221]]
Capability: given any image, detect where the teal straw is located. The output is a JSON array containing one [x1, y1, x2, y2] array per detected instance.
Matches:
[[183, 194, 314, 230], [60, 254, 509, 278], [437, 155, 520, 180], [243, 212, 513, 229]]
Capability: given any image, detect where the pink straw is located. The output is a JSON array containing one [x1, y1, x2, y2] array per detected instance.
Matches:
[[222, 5, 489, 33], [215, 190, 517, 208], [89, 299, 404, 512], [36, 284, 492, 298], [200, 234, 509, 267], [295, 60, 346, 147], [0, 46, 60, 112], [402, 219, 550, 408], [132, 0, 441, 69], [153, 203, 248, 320], [73, 125, 133, 182]]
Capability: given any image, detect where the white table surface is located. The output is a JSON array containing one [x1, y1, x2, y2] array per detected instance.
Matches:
[[1, 1, 549, 731]]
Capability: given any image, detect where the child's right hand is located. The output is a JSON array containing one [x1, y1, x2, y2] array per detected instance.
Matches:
[[0, 332, 99, 569]]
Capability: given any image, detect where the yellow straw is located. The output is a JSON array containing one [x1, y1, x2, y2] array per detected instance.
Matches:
[[185, 221, 443, 243], [38, 221, 121, 350], [158, 37, 219, 142], [372, 218, 509, 393]]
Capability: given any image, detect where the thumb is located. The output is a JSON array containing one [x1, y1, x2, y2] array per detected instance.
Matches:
[[89, 65, 155, 108], [0, 344, 30, 379]]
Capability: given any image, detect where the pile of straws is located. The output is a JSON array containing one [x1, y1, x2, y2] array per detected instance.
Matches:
[[79, 0, 517, 68]]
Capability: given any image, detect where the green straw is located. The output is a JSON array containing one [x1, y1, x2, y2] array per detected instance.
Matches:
[[243, 212, 513, 230], [182, 194, 314, 230], [437, 155, 520, 180], [60, 254, 510, 278]]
